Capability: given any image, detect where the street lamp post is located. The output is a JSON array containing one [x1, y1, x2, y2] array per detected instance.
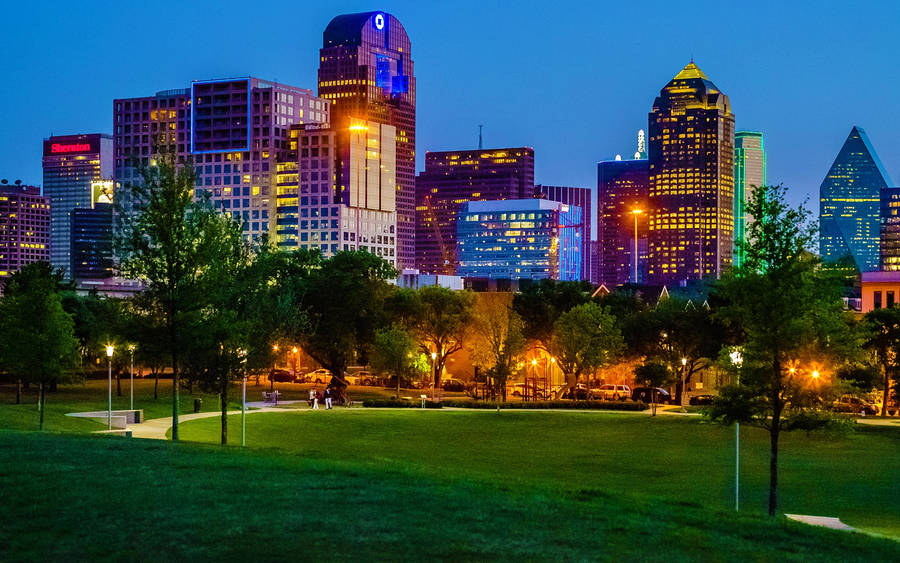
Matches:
[[106, 345, 114, 430], [729, 349, 743, 512], [128, 344, 135, 411], [292, 347, 298, 382], [431, 351, 438, 402], [631, 208, 643, 283], [679, 357, 688, 412], [271, 344, 278, 391], [531, 358, 537, 401], [238, 348, 247, 447]]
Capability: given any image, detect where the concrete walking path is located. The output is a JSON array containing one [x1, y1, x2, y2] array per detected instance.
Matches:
[[127, 404, 299, 440]]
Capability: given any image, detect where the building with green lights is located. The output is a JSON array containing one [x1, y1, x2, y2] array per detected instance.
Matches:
[[733, 131, 766, 268]]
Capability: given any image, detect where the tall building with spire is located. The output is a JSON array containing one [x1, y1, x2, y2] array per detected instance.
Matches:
[[819, 126, 892, 272], [318, 12, 415, 268], [733, 131, 766, 268], [647, 62, 735, 284]]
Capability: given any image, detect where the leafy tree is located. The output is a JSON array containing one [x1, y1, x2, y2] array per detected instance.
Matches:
[[370, 325, 417, 397], [0, 263, 79, 429], [634, 362, 672, 415], [397, 286, 474, 391], [513, 279, 592, 350], [116, 157, 236, 441], [298, 251, 396, 390], [468, 292, 526, 401], [551, 302, 623, 398], [120, 293, 169, 399], [709, 184, 856, 516], [862, 307, 900, 417]]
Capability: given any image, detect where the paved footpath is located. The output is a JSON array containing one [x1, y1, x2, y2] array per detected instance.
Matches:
[[128, 401, 304, 440]]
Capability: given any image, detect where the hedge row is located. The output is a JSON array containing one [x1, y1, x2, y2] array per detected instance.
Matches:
[[362, 399, 443, 408], [441, 400, 649, 411]]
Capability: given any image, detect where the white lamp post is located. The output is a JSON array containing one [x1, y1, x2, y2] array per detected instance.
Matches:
[[431, 351, 438, 402], [729, 349, 743, 512], [128, 344, 135, 411], [106, 345, 114, 430]]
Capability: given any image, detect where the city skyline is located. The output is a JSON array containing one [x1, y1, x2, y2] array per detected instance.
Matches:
[[3, 1, 899, 217]]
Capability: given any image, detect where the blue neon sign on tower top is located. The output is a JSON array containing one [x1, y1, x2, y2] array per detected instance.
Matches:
[[374, 13, 385, 30]]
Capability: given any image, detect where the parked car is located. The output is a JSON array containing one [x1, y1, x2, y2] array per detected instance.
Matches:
[[355, 370, 378, 386], [597, 384, 632, 401], [269, 368, 296, 383], [689, 394, 717, 406], [342, 373, 360, 385], [305, 369, 332, 384], [562, 384, 590, 400], [831, 394, 879, 416], [631, 387, 672, 404]]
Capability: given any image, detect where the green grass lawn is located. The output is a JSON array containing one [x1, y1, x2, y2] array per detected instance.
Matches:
[[176, 409, 900, 538], [1, 429, 898, 561]]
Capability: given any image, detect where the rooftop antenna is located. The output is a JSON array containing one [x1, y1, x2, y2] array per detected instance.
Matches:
[[478, 125, 483, 150]]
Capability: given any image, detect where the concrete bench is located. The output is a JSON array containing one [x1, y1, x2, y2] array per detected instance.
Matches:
[[262, 391, 282, 404]]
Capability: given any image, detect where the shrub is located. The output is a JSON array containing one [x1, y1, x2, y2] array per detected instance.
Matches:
[[362, 399, 442, 409], [441, 400, 649, 411]]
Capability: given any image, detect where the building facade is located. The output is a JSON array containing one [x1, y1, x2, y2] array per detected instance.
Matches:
[[275, 119, 397, 266], [457, 199, 582, 281], [71, 203, 113, 281], [819, 126, 892, 272], [0, 183, 50, 284], [597, 158, 649, 286], [113, 78, 328, 242], [319, 11, 415, 268], [647, 62, 735, 284], [733, 131, 766, 268], [415, 147, 535, 275], [41, 134, 113, 280], [534, 184, 591, 281], [880, 187, 900, 271]]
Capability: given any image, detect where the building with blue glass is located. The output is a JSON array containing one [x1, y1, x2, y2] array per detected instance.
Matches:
[[733, 131, 766, 269], [457, 199, 582, 281], [819, 126, 892, 272]]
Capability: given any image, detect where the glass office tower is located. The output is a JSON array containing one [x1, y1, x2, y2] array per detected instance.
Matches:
[[647, 62, 734, 284], [733, 131, 766, 268], [819, 126, 892, 272], [457, 199, 582, 281], [597, 158, 650, 286]]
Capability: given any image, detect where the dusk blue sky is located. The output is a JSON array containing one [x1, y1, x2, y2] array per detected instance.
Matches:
[[2, 0, 899, 216]]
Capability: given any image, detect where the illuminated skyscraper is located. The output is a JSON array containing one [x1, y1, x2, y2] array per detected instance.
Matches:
[[534, 184, 592, 280], [880, 187, 900, 271], [819, 126, 892, 272], [319, 11, 415, 268], [597, 157, 649, 286], [647, 62, 734, 284], [0, 183, 49, 286], [42, 133, 113, 279], [414, 148, 534, 274], [275, 119, 397, 266], [733, 131, 766, 268]]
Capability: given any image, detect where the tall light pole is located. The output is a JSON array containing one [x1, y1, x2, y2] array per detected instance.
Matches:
[[631, 208, 643, 283], [729, 349, 743, 512], [238, 348, 247, 447], [106, 345, 114, 430], [431, 351, 438, 402], [680, 357, 688, 411], [270, 344, 278, 391], [128, 344, 135, 411], [292, 347, 298, 382], [531, 358, 537, 401]]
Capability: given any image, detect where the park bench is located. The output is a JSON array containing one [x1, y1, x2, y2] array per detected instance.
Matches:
[[262, 390, 282, 404]]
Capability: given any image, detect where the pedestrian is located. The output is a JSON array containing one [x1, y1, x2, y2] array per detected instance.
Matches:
[[312, 387, 319, 410], [325, 387, 333, 410], [308, 387, 315, 408]]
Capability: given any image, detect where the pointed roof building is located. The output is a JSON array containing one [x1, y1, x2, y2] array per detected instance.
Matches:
[[819, 126, 892, 272]]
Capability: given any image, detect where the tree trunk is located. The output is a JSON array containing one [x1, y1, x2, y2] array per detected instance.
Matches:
[[15, 379, 21, 404], [154, 370, 159, 400], [882, 367, 890, 418], [769, 424, 780, 516], [220, 377, 228, 446], [171, 351, 179, 443], [39, 382, 45, 431]]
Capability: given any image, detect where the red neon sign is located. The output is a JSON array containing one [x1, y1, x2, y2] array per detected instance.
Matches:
[[51, 143, 91, 154]]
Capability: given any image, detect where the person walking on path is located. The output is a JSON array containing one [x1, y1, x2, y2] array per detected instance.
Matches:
[[312, 387, 320, 410], [308, 387, 315, 408], [324, 387, 333, 410]]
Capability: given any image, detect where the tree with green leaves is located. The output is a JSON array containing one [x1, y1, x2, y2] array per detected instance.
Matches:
[[551, 302, 623, 398], [370, 325, 417, 398], [862, 307, 900, 417], [116, 157, 238, 441], [512, 279, 593, 350], [396, 286, 474, 391], [709, 184, 857, 516], [468, 292, 526, 401], [297, 251, 396, 392], [0, 263, 79, 429]]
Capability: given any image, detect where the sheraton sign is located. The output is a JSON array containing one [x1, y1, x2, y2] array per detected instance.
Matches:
[[43, 136, 101, 157], [51, 143, 91, 153]]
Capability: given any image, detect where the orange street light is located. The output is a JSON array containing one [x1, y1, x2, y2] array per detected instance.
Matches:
[[811, 370, 820, 380]]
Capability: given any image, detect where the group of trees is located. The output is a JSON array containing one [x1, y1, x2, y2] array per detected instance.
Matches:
[[2, 158, 898, 519]]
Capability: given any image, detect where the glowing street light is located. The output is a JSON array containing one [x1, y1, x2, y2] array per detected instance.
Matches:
[[106, 345, 114, 430], [431, 352, 438, 402], [811, 370, 820, 380], [730, 348, 743, 512], [128, 344, 136, 411], [680, 357, 688, 411]]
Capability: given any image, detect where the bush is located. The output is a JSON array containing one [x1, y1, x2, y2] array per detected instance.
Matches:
[[362, 399, 442, 409], [441, 400, 649, 411]]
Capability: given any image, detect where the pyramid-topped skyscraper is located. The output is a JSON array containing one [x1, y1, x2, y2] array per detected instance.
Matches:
[[819, 126, 892, 272], [647, 61, 735, 284]]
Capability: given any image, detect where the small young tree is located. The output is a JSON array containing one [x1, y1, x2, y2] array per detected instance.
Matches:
[[862, 307, 900, 417], [551, 302, 623, 398], [370, 325, 417, 398], [634, 362, 671, 415], [0, 263, 79, 429], [468, 292, 525, 401], [710, 184, 856, 517]]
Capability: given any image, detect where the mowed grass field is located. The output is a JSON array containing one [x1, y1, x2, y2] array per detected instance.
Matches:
[[1, 382, 899, 560], [176, 409, 900, 539]]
